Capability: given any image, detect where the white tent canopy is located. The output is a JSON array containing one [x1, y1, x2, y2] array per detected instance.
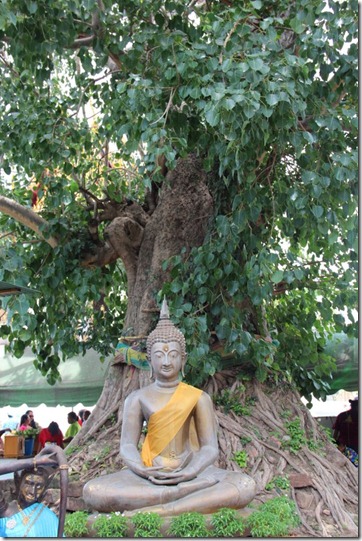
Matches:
[[0, 344, 112, 407]]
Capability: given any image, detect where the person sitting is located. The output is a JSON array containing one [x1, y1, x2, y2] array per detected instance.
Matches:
[[83, 299, 256, 516], [83, 410, 91, 423], [18, 414, 30, 431], [78, 410, 85, 426], [38, 422, 64, 450], [63, 412, 81, 446], [25, 410, 41, 431]]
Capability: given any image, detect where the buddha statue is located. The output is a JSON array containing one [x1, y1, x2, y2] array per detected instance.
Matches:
[[83, 299, 256, 516]]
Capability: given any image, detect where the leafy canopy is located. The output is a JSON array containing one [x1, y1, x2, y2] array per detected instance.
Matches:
[[0, 0, 357, 397]]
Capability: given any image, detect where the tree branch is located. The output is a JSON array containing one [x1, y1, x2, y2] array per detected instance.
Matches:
[[0, 196, 58, 248]]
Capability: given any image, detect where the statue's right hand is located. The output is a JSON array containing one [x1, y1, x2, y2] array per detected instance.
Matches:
[[131, 464, 163, 480]]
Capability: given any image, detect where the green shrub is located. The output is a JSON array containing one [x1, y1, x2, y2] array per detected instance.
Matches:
[[93, 512, 128, 537], [211, 508, 245, 537], [64, 511, 89, 537], [246, 496, 300, 537], [233, 450, 248, 468], [260, 496, 300, 524], [265, 475, 290, 491], [247, 509, 292, 537], [282, 419, 307, 454], [214, 390, 254, 416], [168, 512, 210, 537], [131, 512, 163, 537]]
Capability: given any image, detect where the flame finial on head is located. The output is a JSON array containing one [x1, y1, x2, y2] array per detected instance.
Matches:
[[146, 297, 186, 362], [159, 297, 170, 320]]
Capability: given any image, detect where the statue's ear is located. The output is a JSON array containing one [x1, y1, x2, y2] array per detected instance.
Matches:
[[181, 354, 187, 378]]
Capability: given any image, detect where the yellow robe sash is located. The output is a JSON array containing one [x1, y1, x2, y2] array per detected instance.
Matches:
[[141, 382, 203, 467]]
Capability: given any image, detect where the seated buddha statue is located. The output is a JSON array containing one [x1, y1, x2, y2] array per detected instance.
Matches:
[[83, 299, 256, 516]]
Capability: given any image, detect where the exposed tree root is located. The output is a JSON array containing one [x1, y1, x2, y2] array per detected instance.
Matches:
[[290, 487, 317, 537], [66, 371, 358, 537]]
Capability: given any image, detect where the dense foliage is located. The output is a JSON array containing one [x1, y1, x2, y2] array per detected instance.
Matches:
[[0, 0, 357, 398]]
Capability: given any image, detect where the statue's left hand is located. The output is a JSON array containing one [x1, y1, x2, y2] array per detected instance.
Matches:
[[147, 451, 196, 484], [148, 467, 197, 485]]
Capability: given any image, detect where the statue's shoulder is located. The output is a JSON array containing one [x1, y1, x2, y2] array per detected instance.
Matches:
[[124, 387, 143, 405], [192, 388, 213, 412], [198, 389, 212, 402], [179, 383, 212, 408], [125, 384, 155, 403], [182, 382, 210, 397]]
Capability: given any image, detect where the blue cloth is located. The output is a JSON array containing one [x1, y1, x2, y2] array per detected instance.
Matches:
[[0, 502, 62, 537], [344, 446, 358, 467]]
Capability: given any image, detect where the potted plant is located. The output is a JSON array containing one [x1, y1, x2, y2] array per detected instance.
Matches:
[[15, 427, 40, 456]]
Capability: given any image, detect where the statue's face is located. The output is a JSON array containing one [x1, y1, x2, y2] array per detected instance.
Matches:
[[19, 473, 46, 505], [151, 341, 183, 381]]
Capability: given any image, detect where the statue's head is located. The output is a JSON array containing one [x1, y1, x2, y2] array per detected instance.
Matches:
[[146, 298, 186, 366], [16, 467, 51, 506]]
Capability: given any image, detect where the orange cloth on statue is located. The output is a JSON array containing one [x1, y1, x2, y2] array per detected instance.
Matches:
[[141, 382, 203, 467]]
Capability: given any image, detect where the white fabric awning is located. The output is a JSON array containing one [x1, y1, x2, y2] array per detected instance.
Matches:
[[0, 344, 111, 406]]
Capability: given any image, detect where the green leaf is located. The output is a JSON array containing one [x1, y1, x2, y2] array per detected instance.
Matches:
[[27, 2, 38, 14], [333, 313, 345, 326], [251, 0, 262, 9], [204, 108, 220, 127], [170, 281, 182, 293], [312, 205, 324, 219], [271, 270, 284, 283], [256, 366, 267, 382], [290, 17, 306, 34], [222, 98, 236, 111], [248, 58, 266, 72], [265, 94, 279, 106]]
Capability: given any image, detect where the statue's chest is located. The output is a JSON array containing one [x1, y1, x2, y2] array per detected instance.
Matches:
[[140, 393, 173, 420]]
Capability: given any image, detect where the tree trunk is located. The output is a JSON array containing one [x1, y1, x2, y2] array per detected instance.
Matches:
[[67, 156, 357, 537], [122, 153, 213, 335]]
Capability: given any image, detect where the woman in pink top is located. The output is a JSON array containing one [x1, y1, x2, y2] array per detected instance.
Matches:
[[18, 414, 30, 431]]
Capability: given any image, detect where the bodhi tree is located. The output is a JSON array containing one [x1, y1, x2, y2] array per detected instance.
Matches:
[[0, 0, 357, 535]]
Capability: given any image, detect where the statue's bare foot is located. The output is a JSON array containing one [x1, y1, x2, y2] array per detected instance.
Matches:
[[123, 504, 172, 517], [122, 476, 220, 517], [177, 475, 219, 499]]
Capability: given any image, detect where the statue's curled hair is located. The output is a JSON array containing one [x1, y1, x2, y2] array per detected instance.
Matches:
[[146, 298, 186, 363]]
